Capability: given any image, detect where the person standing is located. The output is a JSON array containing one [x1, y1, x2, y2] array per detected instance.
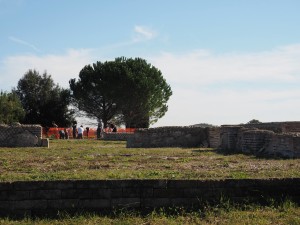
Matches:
[[77, 125, 84, 139], [64, 128, 69, 139], [72, 121, 77, 139], [86, 127, 90, 138]]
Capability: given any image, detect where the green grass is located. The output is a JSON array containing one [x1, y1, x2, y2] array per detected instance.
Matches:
[[0, 200, 299, 224], [0, 139, 299, 181]]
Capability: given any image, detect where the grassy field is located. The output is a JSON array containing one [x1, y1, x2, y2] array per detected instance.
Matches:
[[0, 139, 300, 181], [1, 139, 300, 224]]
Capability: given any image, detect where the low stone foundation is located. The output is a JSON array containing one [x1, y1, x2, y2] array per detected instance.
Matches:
[[220, 126, 300, 158], [102, 132, 134, 141], [0, 124, 47, 147], [0, 178, 299, 218], [127, 126, 210, 148], [126, 122, 300, 158]]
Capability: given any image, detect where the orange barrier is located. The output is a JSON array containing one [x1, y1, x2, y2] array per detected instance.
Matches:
[[43, 127, 136, 139]]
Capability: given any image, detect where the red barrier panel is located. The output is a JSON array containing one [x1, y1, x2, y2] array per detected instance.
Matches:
[[43, 127, 136, 139]]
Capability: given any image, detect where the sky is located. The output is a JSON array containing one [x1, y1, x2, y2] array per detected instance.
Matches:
[[1, 0, 300, 127]]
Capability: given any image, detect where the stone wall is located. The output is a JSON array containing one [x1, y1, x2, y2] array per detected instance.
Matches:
[[102, 132, 134, 141], [125, 122, 300, 158], [208, 127, 220, 148], [219, 126, 243, 152], [244, 121, 300, 133], [0, 178, 299, 217], [220, 126, 300, 158], [127, 126, 210, 148], [0, 124, 44, 147]]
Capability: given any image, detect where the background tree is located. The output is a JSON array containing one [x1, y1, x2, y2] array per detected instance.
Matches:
[[117, 57, 172, 128], [247, 119, 262, 124], [0, 91, 25, 124], [14, 69, 74, 127], [70, 57, 172, 128], [70, 61, 121, 128]]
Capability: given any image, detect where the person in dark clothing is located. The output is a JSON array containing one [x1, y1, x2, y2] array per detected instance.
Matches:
[[59, 129, 65, 139], [86, 127, 90, 138], [111, 124, 117, 132], [72, 121, 77, 139]]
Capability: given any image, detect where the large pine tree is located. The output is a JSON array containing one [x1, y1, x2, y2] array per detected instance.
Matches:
[[70, 57, 172, 128]]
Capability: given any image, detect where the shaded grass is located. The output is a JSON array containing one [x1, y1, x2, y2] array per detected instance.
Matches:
[[0, 139, 299, 181], [0, 200, 299, 224]]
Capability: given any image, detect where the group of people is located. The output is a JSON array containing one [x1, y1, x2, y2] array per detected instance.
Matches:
[[56, 121, 85, 139], [71, 122, 86, 139], [54, 120, 117, 139]]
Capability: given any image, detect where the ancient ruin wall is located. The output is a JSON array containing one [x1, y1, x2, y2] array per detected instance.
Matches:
[[244, 121, 300, 133], [102, 132, 134, 141], [218, 126, 243, 152], [266, 133, 300, 158], [0, 124, 43, 147], [1, 178, 299, 217], [127, 126, 211, 148], [207, 127, 220, 148], [220, 126, 300, 158]]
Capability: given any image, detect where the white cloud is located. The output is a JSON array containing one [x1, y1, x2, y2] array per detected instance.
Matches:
[[150, 45, 300, 87], [0, 49, 95, 91], [1, 44, 300, 127], [133, 25, 157, 42], [149, 44, 300, 127], [9, 36, 41, 52]]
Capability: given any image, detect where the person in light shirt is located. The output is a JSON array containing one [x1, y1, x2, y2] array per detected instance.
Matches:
[[77, 125, 84, 139]]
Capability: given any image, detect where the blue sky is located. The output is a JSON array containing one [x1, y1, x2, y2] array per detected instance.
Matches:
[[1, 0, 300, 127]]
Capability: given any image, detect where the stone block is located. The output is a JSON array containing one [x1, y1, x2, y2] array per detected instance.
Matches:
[[167, 180, 199, 188], [41, 138, 49, 147], [110, 188, 122, 198], [111, 198, 140, 208], [9, 190, 30, 200], [30, 189, 61, 200], [92, 189, 111, 199], [61, 189, 92, 199], [14, 200, 47, 210], [140, 179, 168, 188], [44, 181, 74, 189], [81, 199, 111, 209], [48, 199, 79, 209], [153, 188, 183, 198], [143, 198, 170, 208], [170, 197, 200, 207], [122, 187, 141, 197], [0, 191, 9, 200], [14, 181, 46, 190], [0, 201, 14, 210], [86, 180, 111, 189], [6, 130, 39, 147], [183, 188, 206, 198], [140, 188, 153, 197]]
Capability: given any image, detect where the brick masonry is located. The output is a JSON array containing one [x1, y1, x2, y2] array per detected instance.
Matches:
[[0, 178, 299, 217], [126, 122, 300, 158], [0, 124, 44, 147], [127, 126, 211, 148], [102, 132, 134, 141], [221, 125, 300, 158]]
